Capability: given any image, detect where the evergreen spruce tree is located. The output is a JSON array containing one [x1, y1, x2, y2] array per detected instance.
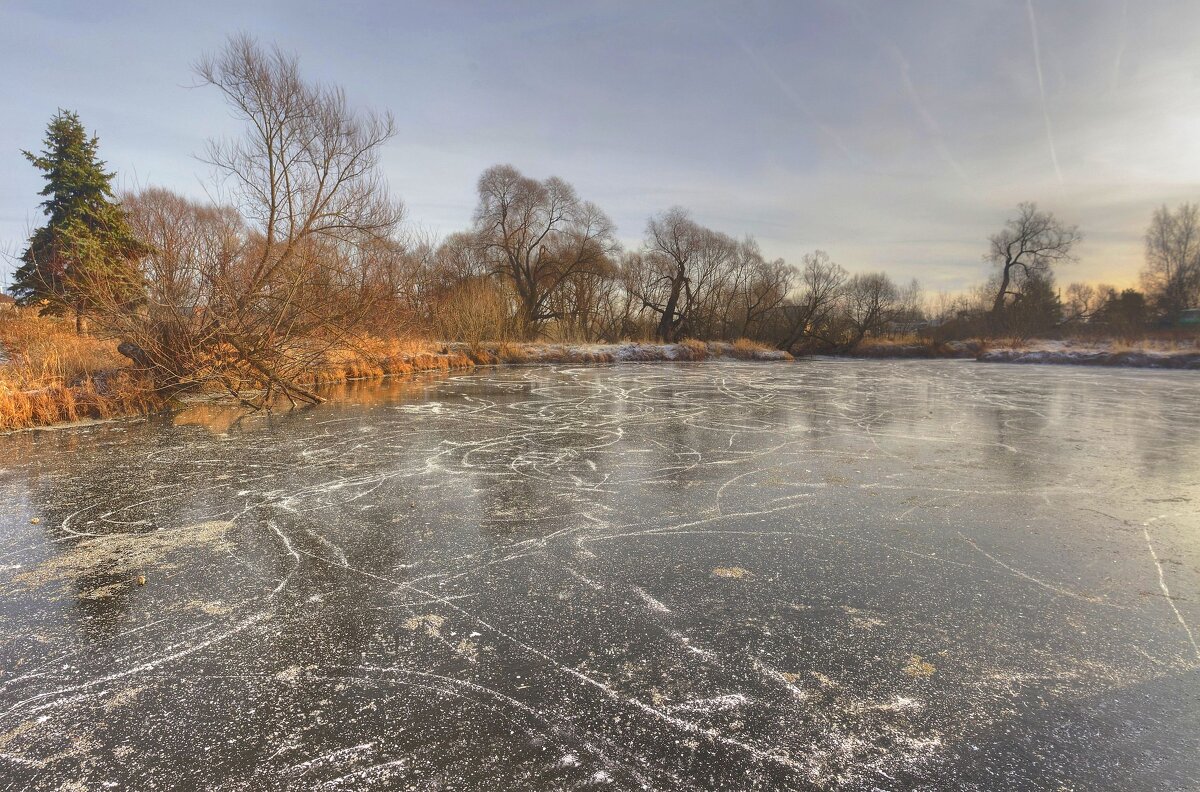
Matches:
[[10, 110, 145, 332]]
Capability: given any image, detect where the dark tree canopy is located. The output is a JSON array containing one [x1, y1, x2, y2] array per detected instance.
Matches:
[[10, 110, 145, 330]]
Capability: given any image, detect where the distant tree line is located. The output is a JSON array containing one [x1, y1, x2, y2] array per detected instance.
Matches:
[[922, 201, 1200, 342], [8, 36, 1199, 403]]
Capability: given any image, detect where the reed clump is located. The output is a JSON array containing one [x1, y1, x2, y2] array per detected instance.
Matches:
[[294, 337, 476, 389], [0, 311, 166, 431]]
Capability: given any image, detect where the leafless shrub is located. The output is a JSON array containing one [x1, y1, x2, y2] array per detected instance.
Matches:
[[434, 276, 514, 346], [105, 35, 405, 407]]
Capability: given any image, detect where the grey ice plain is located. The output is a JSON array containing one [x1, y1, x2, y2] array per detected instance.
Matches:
[[0, 360, 1197, 790]]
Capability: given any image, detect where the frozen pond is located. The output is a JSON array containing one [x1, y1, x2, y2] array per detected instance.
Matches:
[[0, 360, 1197, 790]]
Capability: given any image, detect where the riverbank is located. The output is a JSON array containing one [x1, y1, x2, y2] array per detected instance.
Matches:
[[458, 338, 793, 364], [836, 336, 1200, 369], [0, 320, 791, 431], [976, 340, 1200, 368], [4, 314, 1195, 433]]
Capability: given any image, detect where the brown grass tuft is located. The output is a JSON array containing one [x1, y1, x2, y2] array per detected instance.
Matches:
[[728, 338, 773, 359], [676, 338, 710, 361], [0, 311, 166, 432], [292, 336, 475, 390], [495, 342, 532, 364]]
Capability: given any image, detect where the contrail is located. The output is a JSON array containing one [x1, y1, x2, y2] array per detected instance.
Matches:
[[841, 1, 967, 180], [1112, 0, 1128, 90], [1026, 0, 1064, 185], [734, 37, 858, 165], [892, 48, 969, 181]]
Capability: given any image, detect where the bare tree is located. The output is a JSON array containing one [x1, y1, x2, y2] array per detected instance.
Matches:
[[121, 188, 244, 310], [138, 34, 407, 406], [546, 255, 621, 341], [776, 251, 846, 350], [102, 188, 247, 387], [1142, 203, 1200, 323], [396, 231, 514, 343], [841, 272, 899, 348], [472, 164, 617, 338], [1061, 281, 1105, 326], [717, 238, 791, 340], [435, 231, 492, 284], [636, 208, 697, 342], [591, 255, 644, 341], [635, 208, 740, 341], [987, 202, 1080, 321], [894, 278, 925, 325]]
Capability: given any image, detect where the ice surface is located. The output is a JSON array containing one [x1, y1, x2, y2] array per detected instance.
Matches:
[[0, 359, 1197, 790]]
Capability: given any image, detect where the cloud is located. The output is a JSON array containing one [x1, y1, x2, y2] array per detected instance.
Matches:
[[3, 0, 1200, 295]]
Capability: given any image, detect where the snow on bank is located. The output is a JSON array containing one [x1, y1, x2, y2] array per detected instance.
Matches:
[[979, 340, 1200, 369], [456, 341, 792, 364], [839, 337, 1200, 369]]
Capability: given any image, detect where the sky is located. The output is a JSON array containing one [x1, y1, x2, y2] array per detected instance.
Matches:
[[3, 0, 1200, 294]]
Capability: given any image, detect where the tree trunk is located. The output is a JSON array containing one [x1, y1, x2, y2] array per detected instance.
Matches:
[[519, 294, 540, 340], [991, 264, 1012, 317], [117, 341, 154, 370], [657, 276, 684, 342]]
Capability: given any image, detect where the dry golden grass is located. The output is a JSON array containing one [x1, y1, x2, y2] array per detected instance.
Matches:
[[0, 311, 165, 432], [0, 316, 483, 430], [727, 337, 776, 359], [0, 311, 127, 380], [494, 342, 531, 364], [676, 338, 710, 361], [855, 333, 923, 349], [0, 315, 791, 431], [296, 336, 475, 388], [849, 335, 937, 358], [1081, 335, 1200, 353], [849, 334, 988, 358], [985, 334, 1200, 353]]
